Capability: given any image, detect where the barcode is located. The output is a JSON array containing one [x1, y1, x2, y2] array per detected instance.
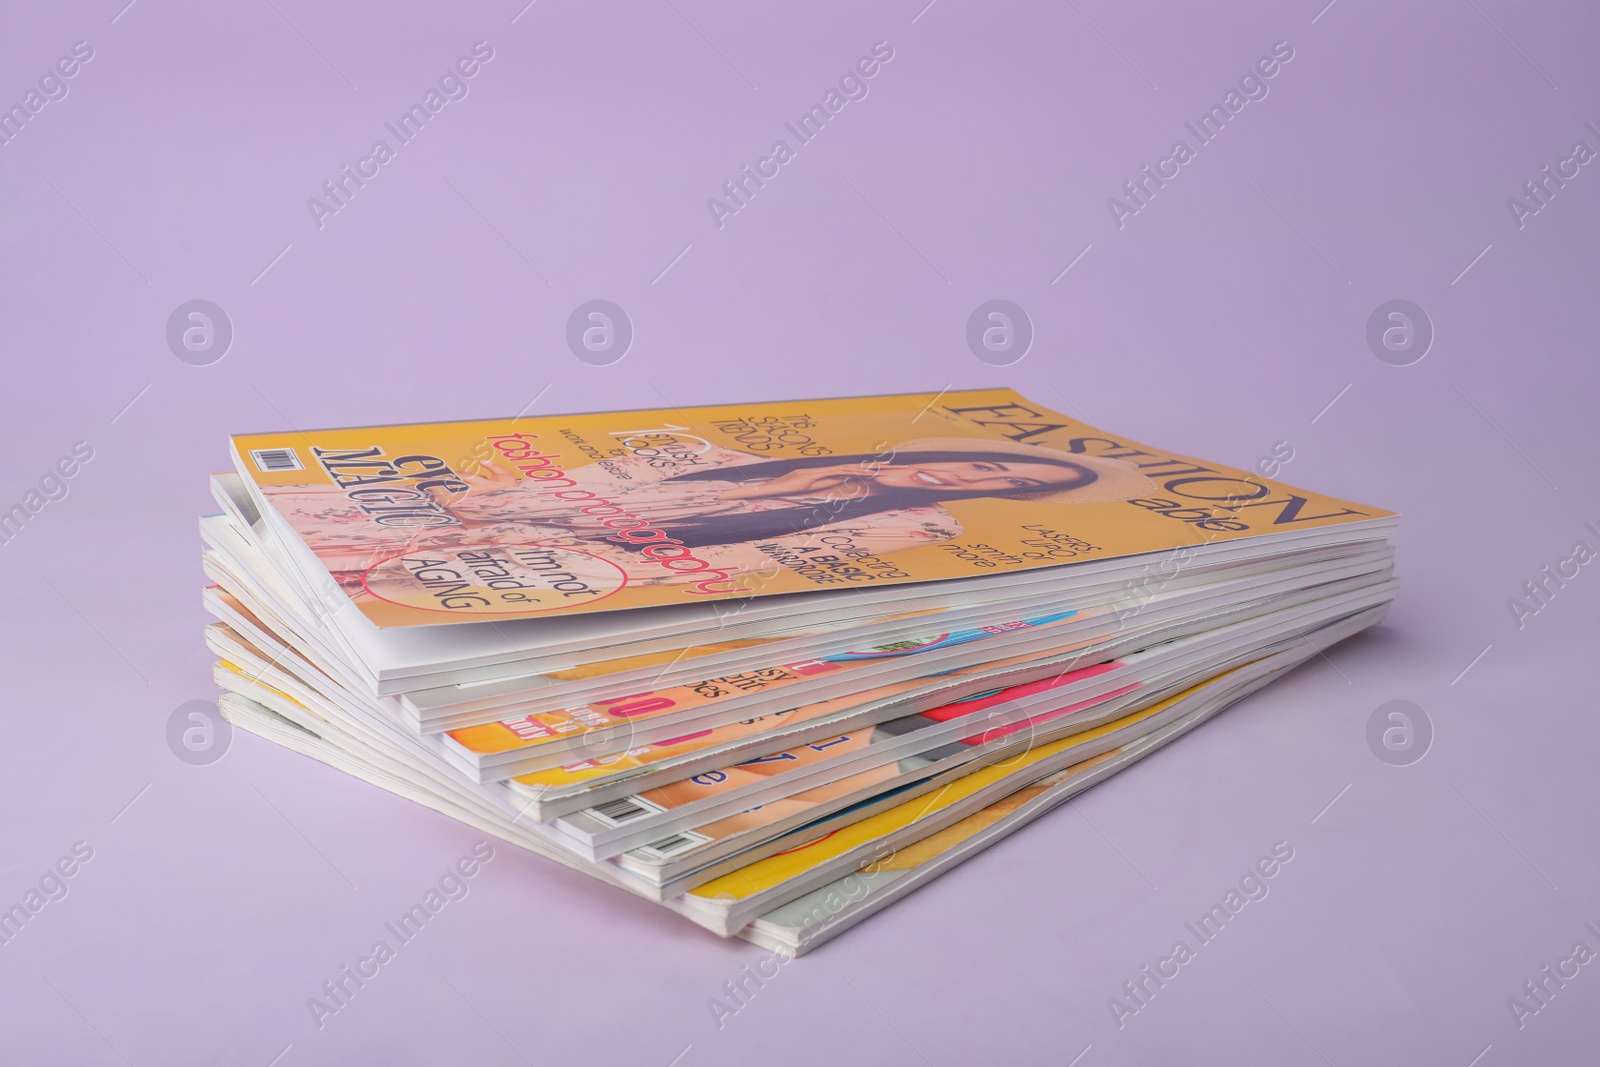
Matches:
[[632, 830, 711, 861], [250, 447, 302, 472], [588, 794, 664, 827]]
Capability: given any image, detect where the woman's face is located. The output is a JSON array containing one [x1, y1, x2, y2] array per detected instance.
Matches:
[[869, 459, 1084, 493]]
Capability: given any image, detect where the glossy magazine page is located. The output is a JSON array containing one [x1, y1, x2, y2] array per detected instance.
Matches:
[[230, 388, 1390, 626]]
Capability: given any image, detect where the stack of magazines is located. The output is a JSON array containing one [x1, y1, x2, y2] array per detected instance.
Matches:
[[201, 389, 1396, 954]]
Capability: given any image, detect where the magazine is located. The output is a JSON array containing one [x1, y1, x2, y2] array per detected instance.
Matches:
[[202, 388, 1398, 949], [230, 388, 1391, 628]]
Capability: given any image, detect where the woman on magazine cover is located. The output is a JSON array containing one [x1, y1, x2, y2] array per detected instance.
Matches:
[[262, 436, 1153, 594]]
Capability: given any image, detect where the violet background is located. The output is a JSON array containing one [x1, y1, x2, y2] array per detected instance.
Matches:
[[2, 1, 1597, 1063]]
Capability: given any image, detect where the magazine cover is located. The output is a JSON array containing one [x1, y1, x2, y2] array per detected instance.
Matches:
[[231, 389, 1389, 626]]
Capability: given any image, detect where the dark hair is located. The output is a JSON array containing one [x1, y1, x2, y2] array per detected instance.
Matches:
[[577, 449, 1097, 550]]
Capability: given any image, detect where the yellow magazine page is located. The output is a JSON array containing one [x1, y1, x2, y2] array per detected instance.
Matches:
[[231, 388, 1390, 626]]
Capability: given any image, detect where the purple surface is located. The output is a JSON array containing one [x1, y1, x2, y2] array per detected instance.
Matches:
[[2, 0, 1597, 1063]]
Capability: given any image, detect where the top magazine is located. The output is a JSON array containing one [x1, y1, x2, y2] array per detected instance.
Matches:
[[230, 388, 1392, 628]]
